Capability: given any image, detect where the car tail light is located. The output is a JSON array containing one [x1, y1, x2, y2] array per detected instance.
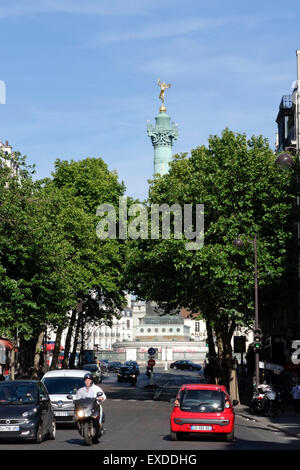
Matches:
[[174, 399, 180, 407], [225, 401, 231, 409]]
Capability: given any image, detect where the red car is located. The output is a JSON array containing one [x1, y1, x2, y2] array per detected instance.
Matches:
[[170, 384, 238, 442]]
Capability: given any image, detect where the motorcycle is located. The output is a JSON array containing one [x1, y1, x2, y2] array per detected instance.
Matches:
[[74, 392, 104, 446], [146, 366, 153, 378], [250, 383, 282, 417], [249, 386, 266, 415], [129, 372, 137, 386]]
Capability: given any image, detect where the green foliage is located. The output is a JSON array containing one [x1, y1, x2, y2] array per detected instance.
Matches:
[[0, 152, 127, 343], [125, 129, 296, 349]]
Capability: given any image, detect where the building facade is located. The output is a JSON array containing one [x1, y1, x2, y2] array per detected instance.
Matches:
[[0, 140, 19, 177]]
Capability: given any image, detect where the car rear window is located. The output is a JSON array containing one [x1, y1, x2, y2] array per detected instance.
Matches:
[[180, 389, 225, 413], [43, 377, 85, 395]]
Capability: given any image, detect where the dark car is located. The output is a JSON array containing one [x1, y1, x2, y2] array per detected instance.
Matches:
[[124, 361, 140, 375], [170, 360, 202, 371], [0, 380, 56, 443], [107, 361, 122, 372], [117, 365, 138, 382], [82, 364, 103, 383]]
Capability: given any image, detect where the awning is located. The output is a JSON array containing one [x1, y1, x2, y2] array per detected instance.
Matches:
[[259, 361, 284, 372], [0, 339, 13, 351]]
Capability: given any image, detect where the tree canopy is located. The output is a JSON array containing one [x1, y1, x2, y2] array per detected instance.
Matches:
[[125, 129, 297, 359]]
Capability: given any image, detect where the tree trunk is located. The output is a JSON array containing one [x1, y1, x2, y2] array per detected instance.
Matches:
[[214, 316, 239, 401], [69, 316, 81, 368], [62, 309, 77, 369], [50, 324, 64, 370], [206, 319, 217, 359], [32, 331, 44, 378]]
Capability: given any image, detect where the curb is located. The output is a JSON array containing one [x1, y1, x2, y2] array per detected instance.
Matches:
[[236, 410, 300, 440]]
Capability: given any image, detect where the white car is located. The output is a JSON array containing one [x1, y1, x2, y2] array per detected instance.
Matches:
[[41, 369, 91, 424]]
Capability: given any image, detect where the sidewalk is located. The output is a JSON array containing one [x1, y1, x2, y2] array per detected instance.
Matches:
[[235, 403, 300, 439]]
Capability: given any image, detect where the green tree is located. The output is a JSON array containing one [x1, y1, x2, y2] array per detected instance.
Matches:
[[48, 157, 127, 367], [125, 129, 296, 394]]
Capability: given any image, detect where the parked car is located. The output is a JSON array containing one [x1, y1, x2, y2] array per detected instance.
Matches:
[[81, 364, 102, 383], [107, 361, 122, 372], [170, 384, 238, 442], [124, 361, 140, 375], [170, 360, 202, 371], [42, 369, 91, 424], [0, 380, 56, 443]]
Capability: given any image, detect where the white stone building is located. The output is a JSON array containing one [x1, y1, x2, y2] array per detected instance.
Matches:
[[0, 140, 19, 177]]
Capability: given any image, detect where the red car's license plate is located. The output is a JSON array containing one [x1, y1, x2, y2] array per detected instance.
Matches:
[[191, 425, 212, 431]]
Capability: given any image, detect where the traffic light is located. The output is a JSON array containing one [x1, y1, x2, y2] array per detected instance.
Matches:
[[253, 329, 262, 352]]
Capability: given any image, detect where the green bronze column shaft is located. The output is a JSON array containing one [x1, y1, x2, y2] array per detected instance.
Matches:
[[147, 79, 179, 176]]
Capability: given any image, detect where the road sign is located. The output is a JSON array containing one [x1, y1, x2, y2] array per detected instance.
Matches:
[[234, 336, 246, 353], [148, 358, 156, 367], [148, 347, 156, 356]]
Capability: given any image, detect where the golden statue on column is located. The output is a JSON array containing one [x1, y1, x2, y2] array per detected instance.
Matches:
[[157, 78, 171, 112]]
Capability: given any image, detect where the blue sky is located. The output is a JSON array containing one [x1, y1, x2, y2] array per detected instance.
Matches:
[[0, 0, 299, 200]]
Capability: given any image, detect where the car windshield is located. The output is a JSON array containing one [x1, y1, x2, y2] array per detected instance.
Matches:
[[0, 382, 38, 405], [121, 367, 134, 372], [43, 377, 85, 395], [180, 389, 225, 413]]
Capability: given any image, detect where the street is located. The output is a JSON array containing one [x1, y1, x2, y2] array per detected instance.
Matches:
[[0, 367, 299, 452]]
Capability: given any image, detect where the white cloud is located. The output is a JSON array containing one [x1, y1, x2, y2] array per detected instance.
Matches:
[[89, 17, 228, 45]]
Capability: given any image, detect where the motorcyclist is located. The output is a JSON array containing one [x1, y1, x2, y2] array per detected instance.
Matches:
[[75, 372, 106, 424]]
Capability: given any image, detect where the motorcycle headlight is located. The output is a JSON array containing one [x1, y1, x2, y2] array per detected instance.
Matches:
[[22, 408, 38, 418], [77, 409, 85, 418]]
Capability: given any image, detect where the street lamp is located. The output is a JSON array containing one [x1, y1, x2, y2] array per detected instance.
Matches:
[[275, 151, 295, 170], [234, 234, 260, 388]]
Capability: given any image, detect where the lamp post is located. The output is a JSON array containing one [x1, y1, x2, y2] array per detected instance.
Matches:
[[234, 234, 260, 388]]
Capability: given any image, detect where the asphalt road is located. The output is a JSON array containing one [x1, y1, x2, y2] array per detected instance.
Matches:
[[0, 367, 300, 453]]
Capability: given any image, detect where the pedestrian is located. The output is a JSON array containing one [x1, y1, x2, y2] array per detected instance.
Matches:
[[4, 366, 10, 381], [291, 380, 300, 412]]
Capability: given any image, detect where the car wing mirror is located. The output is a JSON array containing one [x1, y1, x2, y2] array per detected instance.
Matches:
[[97, 391, 103, 397], [66, 394, 73, 400], [232, 400, 239, 406]]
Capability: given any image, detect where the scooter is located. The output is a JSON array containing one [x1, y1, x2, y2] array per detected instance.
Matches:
[[146, 366, 153, 378], [249, 390, 265, 415], [74, 392, 104, 446], [129, 372, 137, 386], [249, 383, 282, 417]]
